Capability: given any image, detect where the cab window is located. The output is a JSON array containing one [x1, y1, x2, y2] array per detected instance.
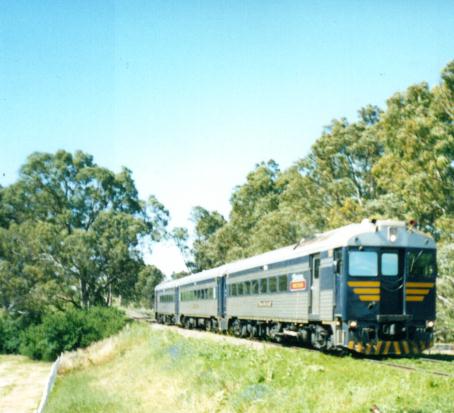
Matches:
[[408, 250, 435, 278], [348, 251, 378, 276], [381, 253, 398, 276]]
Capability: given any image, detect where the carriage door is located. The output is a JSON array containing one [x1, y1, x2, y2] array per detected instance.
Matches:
[[217, 275, 227, 317], [310, 254, 321, 316], [175, 287, 180, 317]]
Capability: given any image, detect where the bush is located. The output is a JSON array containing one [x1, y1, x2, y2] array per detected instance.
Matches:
[[19, 307, 126, 361], [0, 315, 22, 354]]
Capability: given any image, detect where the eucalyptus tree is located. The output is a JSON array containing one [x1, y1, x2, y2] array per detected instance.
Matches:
[[0, 150, 168, 314]]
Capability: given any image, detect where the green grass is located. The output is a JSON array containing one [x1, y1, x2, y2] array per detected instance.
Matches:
[[46, 324, 454, 413]]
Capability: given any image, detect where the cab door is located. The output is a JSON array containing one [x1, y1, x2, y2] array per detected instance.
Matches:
[[379, 249, 404, 315]]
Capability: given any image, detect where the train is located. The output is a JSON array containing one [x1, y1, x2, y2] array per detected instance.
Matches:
[[155, 219, 436, 355]]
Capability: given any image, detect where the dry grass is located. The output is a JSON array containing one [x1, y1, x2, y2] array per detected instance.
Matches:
[[0, 355, 51, 413]]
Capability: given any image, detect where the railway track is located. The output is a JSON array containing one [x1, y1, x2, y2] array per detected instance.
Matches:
[[141, 318, 454, 379], [365, 358, 454, 378]]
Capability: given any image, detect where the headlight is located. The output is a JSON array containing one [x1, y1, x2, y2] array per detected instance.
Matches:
[[349, 321, 358, 329], [426, 320, 434, 328]]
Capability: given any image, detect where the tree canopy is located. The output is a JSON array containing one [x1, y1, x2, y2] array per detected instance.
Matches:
[[0, 150, 168, 317], [181, 61, 454, 339]]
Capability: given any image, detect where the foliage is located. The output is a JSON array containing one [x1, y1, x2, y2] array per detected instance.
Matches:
[[437, 243, 454, 342], [171, 271, 191, 280], [0, 150, 168, 316], [0, 314, 23, 354], [133, 265, 165, 307], [186, 60, 454, 340], [19, 307, 126, 361], [46, 323, 454, 413]]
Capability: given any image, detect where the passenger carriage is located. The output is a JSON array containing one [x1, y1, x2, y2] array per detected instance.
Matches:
[[155, 219, 436, 355]]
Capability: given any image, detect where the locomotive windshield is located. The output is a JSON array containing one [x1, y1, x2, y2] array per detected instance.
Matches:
[[381, 253, 398, 276], [348, 251, 378, 276], [407, 250, 436, 279]]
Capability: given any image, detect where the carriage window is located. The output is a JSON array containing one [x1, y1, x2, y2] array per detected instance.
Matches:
[[231, 284, 237, 297], [348, 251, 378, 276], [244, 281, 251, 295], [408, 250, 435, 278], [269, 276, 277, 293], [278, 275, 288, 292], [381, 253, 398, 276], [237, 283, 244, 296], [260, 278, 267, 294], [251, 280, 259, 294]]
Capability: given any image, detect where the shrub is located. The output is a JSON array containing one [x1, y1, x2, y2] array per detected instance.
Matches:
[[19, 307, 126, 361], [0, 315, 22, 354]]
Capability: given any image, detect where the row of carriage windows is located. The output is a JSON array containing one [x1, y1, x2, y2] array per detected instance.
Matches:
[[159, 294, 174, 303], [228, 275, 289, 297], [181, 288, 215, 301], [163, 275, 292, 303]]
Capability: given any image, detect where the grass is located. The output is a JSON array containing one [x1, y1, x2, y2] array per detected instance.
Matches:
[[46, 323, 454, 413]]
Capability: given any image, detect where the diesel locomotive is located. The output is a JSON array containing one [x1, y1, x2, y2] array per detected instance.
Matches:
[[155, 219, 436, 355]]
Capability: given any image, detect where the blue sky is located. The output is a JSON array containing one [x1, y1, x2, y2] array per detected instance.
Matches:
[[1, 1, 453, 274]]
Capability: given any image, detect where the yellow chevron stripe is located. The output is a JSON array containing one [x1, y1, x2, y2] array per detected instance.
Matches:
[[393, 341, 401, 355], [406, 282, 434, 288], [355, 342, 363, 353], [353, 288, 380, 294], [365, 343, 372, 355], [384, 341, 391, 355], [359, 295, 380, 301], [406, 296, 424, 302], [348, 281, 380, 287], [412, 341, 420, 354], [402, 341, 410, 354], [376, 341, 383, 354], [406, 289, 430, 295], [348, 341, 355, 350]]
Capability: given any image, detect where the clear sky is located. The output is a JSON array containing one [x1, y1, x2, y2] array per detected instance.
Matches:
[[1, 1, 453, 275]]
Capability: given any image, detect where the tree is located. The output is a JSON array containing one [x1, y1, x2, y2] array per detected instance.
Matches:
[[171, 271, 190, 280], [190, 207, 227, 271], [373, 72, 454, 236], [0, 150, 168, 314], [186, 61, 454, 341], [171, 227, 194, 272], [436, 243, 454, 342], [134, 265, 165, 307]]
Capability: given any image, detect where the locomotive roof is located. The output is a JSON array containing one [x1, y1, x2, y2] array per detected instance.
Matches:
[[155, 219, 435, 291]]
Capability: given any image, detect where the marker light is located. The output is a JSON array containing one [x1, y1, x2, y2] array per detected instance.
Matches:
[[349, 321, 358, 329], [426, 321, 434, 328]]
